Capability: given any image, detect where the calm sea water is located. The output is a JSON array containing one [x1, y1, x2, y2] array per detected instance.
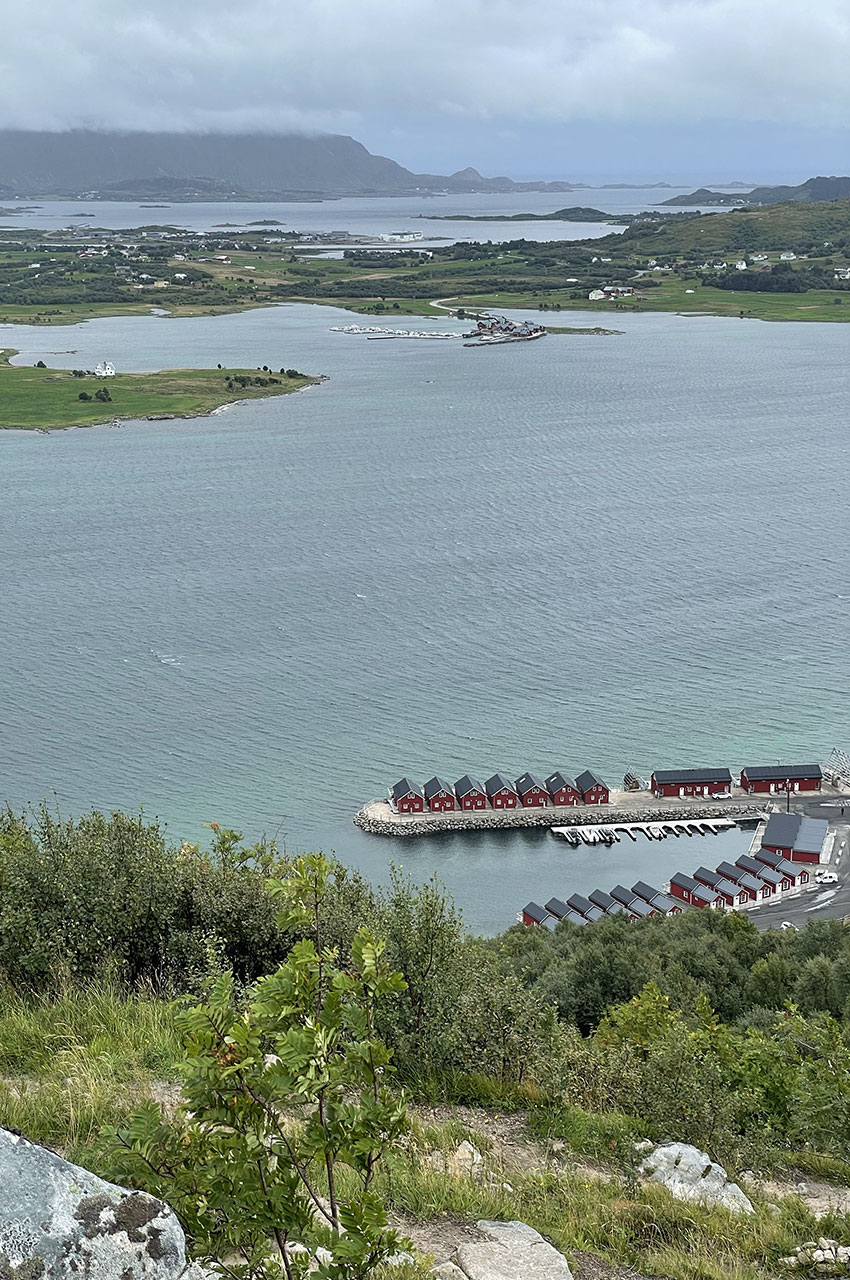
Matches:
[[1, 300, 849, 932], [0, 187, 731, 243]]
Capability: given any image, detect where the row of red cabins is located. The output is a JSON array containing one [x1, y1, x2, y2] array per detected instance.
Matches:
[[390, 769, 609, 815], [522, 813, 829, 927], [650, 764, 823, 798]]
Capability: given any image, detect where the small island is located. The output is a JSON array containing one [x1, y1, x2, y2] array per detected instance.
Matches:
[[0, 350, 319, 430]]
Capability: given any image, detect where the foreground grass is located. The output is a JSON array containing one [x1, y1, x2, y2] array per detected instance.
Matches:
[[0, 350, 318, 429], [1, 984, 848, 1279], [0, 982, 181, 1160]]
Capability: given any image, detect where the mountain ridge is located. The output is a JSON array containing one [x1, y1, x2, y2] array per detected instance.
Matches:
[[0, 129, 583, 199], [662, 174, 850, 207]]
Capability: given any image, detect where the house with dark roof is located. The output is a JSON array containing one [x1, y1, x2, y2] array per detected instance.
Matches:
[[669, 872, 724, 908], [545, 772, 582, 806], [390, 777, 425, 814], [564, 909, 590, 926], [761, 813, 828, 863], [716, 861, 760, 901], [651, 767, 732, 798], [455, 775, 487, 811], [754, 847, 809, 889], [692, 867, 743, 908], [521, 901, 549, 926], [566, 893, 605, 922], [740, 764, 822, 795], [485, 773, 519, 809], [575, 769, 610, 805], [515, 772, 549, 807], [423, 776, 456, 813], [588, 888, 628, 916], [610, 884, 654, 918], [544, 897, 569, 920], [631, 880, 682, 915], [736, 854, 780, 898]]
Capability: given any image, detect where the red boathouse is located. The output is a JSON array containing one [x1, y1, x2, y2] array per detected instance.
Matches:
[[740, 764, 823, 794], [423, 776, 456, 813], [390, 778, 425, 814], [485, 773, 519, 809], [651, 767, 732, 798], [545, 771, 582, 806], [515, 772, 549, 807], [455, 775, 487, 811], [575, 769, 610, 805], [761, 813, 828, 863]]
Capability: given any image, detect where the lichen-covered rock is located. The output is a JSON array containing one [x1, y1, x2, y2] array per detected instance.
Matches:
[[639, 1142, 754, 1214], [0, 1128, 192, 1278]]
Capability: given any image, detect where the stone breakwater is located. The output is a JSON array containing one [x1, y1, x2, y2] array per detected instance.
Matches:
[[353, 799, 765, 838]]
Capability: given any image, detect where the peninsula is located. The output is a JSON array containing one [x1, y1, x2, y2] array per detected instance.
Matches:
[[0, 350, 318, 430]]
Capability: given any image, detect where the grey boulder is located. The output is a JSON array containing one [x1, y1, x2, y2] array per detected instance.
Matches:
[[454, 1220, 573, 1280], [0, 1127, 200, 1278], [639, 1142, 754, 1214]]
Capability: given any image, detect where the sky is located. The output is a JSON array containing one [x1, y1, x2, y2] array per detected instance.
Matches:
[[3, 0, 850, 184]]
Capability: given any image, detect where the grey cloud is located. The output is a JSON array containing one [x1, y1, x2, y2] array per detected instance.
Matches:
[[2, 0, 849, 135]]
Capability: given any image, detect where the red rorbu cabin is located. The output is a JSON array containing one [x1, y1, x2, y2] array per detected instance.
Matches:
[[515, 772, 549, 807], [485, 773, 519, 809], [740, 764, 823, 794], [545, 771, 582, 806], [455, 775, 488, 810], [389, 777, 425, 814], [575, 769, 609, 805], [650, 767, 732, 798], [423, 776, 456, 813]]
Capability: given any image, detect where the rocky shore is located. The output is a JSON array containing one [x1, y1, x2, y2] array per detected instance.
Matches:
[[353, 797, 766, 838]]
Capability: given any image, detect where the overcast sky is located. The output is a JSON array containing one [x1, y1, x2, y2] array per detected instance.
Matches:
[[4, 0, 850, 183]]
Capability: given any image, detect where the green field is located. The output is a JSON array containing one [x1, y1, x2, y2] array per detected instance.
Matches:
[[0, 350, 317, 429]]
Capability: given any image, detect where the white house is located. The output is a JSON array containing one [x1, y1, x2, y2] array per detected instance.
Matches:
[[735, 260, 748, 270], [780, 251, 797, 261], [94, 361, 115, 377], [588, 289, 606, 300]]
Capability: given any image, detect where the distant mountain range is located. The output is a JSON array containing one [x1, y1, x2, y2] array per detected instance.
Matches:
[[662, 175, 850, 207], [0, 130, 590, 200]]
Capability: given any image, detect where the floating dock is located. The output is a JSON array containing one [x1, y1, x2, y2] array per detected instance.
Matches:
[[551, 817, 740, 845]]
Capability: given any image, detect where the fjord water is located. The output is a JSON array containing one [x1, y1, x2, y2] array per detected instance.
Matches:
[[2, 302, 849, 932]]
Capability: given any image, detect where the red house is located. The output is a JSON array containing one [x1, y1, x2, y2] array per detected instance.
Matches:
[[755, 848, 810, 888], [521, 901, 549, 926], [693, 867, 741, 908], [736, 855, 780, 898], [669, 872, 724, 908], [740, 764, 823, 794], [575, 769, 609, 805], [485, 773, 519, 809], [651, 767, 732, 798], [545, 771, 582, 806], [761, 813, 828, 864], [423, 776, 456, 813], [515, 772, 549, 807], [455, 775, 487, 810], [390, 777, 424, 814]]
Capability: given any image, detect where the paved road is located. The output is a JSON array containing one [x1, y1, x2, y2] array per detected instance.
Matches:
[[750, 808, 850, 932]]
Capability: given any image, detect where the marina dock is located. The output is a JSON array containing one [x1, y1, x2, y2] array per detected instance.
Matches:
[[551, 817, 741, 845]]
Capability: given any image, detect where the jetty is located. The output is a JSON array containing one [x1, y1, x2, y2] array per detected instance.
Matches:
[[354, 796, 768, 838]]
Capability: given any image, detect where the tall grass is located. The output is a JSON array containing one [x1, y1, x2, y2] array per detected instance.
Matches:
[[0, 980, 181, 1162]]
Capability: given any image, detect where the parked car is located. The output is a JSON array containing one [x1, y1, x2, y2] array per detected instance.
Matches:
[[780, 921, 798, 931]]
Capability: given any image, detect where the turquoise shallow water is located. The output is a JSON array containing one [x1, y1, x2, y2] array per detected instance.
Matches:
[[1, 302, 848, 932]]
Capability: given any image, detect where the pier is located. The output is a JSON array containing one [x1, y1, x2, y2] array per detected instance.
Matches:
[[354, 795, 768, 838], [551, 817, 740, 845]]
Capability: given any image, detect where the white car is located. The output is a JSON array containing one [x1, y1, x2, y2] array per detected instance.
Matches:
[[780, 921, 798, 931], [817, 871, 838, 884]]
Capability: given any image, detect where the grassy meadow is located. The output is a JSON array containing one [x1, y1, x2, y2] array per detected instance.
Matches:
[[0, 350, 317, 429]]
